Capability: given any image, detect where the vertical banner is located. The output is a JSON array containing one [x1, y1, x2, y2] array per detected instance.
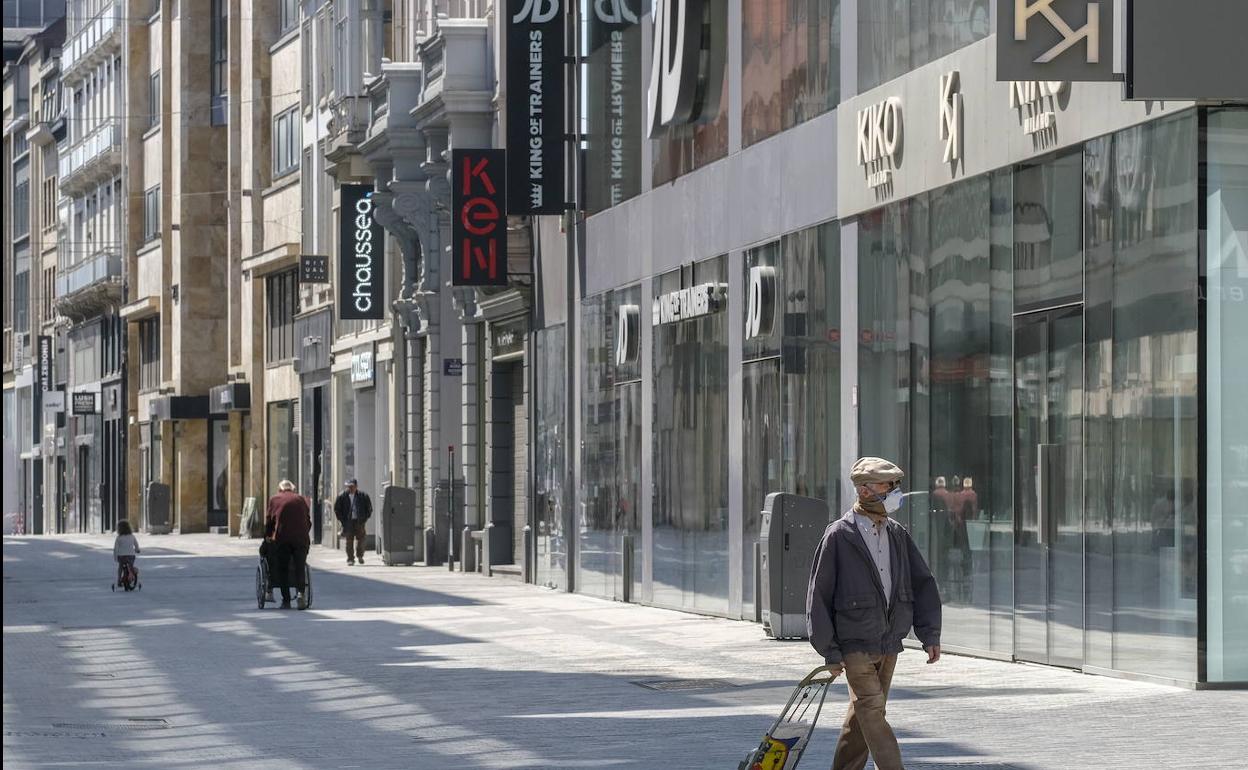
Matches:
[[338, 184, 385, 321], [36, 335, 51, 442], [452, 149, 508, 287], [505, 0, 566, 214]]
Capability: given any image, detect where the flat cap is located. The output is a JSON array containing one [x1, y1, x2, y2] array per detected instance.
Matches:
[[850, 457, 905, 485]]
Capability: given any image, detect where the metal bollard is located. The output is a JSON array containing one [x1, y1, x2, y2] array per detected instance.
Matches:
[[423, 527, 439, 567], [621, 533, 635, 604], [483, 523, 494, 577], [753, 541, 763, 624], [522, 525, 534, 583]]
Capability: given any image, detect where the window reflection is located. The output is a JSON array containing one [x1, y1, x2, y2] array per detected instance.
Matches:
[[653, 257, 730, 613], [535, 326, 568, 591], [857, 0, 990, 92]]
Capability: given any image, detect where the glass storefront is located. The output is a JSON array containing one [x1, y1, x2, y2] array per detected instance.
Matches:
[[652, 257, 730, 613], [579, 287, 643, 601], [856, 0, 990, 92], [742, 0, 840, 148], [742, 222, 841, 616], [858, 110, 1205, 680], [1204, 108, 1248, 683], [535, 326, 569, 590]]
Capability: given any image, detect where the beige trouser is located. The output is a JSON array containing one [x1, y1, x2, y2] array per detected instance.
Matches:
[[832, 652, 902, 770]]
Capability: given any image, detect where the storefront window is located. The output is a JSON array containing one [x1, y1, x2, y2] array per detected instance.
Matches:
[[267, 400, 297, 492], [653, 257, 729, 613], [535, 326, 568, 591], [579, 286, 643, 600], [651, 5, 729, 187], [856, 0, 990, 92], [742, 223, 841, 615], [1204, 108, 1248, 683], [742, 0, 840, 148]]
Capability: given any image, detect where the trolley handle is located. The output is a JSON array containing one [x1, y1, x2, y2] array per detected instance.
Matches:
[[798, 664, 841, 687]]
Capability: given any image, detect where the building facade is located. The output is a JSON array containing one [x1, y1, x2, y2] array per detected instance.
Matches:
[[552, 1, 1248, 688]]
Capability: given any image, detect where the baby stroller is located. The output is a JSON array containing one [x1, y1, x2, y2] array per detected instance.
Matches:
[[112, 559, 141, 592], [256, 545, 313, 609]]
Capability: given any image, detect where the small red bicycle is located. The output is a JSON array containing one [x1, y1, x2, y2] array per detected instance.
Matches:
[[113, 560, 141, 592]]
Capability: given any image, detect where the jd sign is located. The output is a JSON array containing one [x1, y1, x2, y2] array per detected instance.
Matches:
[[998, 0, 1113, 82]]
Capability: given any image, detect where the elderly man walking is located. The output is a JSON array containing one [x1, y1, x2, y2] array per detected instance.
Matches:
[[265, 480, 312, 609], [806, 457, 942, 770], [333, 479, 372, 565]]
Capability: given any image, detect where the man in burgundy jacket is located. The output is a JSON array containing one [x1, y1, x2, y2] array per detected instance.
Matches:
[[265, 480, 312, 609]]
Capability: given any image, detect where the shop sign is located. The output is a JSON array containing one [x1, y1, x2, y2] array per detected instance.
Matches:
[[72, 392, 98, 415], [939, 71, 962, 165], [443, 358, 463, 377], [452, 149, 508, 286], [350, 347, 375, 389], [492, 318, 528, 360], [998, 0, 1113, 82], [299, 254, 330, 284], [338, 185, 384, 320], [615, 304, 640, 365], [43, 390, 64, 413], [856, 97, 903, 189], [1009, 80, 1067, 135], [652, 283, 724, 326], [506, 0, 566, 214], [647, 0, 726, 137], [744, 266, 777, 340], [38, 335, 52, 392]]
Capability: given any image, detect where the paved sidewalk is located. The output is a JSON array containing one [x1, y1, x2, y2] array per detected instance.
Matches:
[[4, 534, 1245, 769]]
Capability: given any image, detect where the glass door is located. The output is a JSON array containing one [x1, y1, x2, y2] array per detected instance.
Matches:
[[1014, 305, 1084, 667], [742, 358, 782, 620]]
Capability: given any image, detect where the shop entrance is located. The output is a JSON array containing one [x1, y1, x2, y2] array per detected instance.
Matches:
[[1013, 304, 1084, 668]]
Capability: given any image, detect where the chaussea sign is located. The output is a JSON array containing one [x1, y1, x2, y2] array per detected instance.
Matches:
[[506, 0, 565, 215], [338, 184, 384, 321]]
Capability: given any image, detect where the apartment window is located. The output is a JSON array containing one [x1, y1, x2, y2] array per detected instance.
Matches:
[[279, 0, 298, 35], [43, 268, 55, 322], [13, 130, 30, 159], [149, 71, 161, 128], [40, 74, 59, 121], [102, 315, 122, 378], [13, 179, 31, 239], [272, 105, 300, 178], [14, 264, 30, 334], [266, 269, 298, 363], [143, 186, 160, 242], [42, 177, 57, 231], [139, 318, 161, 391], [210, 0, 228, 124]]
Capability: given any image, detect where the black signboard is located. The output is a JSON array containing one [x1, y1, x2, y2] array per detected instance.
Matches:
[[491, 317, 528, 360], [72, 391, 98, 416], [443, 358, 463, 377], [300, 254, 330, 284], [338, 184, 385, 320], [452, 149, 508, 286], [505, 0, 565, 214]]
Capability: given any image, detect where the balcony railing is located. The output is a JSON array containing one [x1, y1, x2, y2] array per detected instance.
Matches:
[[56, 250, 122, 299], [62, 2, 122, 81], [59, 119, 122, 191]]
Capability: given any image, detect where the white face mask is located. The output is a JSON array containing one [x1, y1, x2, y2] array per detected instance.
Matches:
[[882, 488, 904, 514]]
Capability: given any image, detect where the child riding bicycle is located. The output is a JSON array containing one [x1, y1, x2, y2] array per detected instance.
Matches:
[[113, 519, 141, 588]]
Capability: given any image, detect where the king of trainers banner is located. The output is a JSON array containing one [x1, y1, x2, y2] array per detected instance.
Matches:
[[506, 0, 566, 215], [452, 149, 508, 286], [338, 184, 384, 321]]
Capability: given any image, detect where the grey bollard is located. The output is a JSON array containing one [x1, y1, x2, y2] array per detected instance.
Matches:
[[461, 527, 476, 573], [423, 527, 439, 567], [483, 523, 495, 577], [622, 533, 635, 603], [522, 525, 533, 583], [753, 541, 763, 624]]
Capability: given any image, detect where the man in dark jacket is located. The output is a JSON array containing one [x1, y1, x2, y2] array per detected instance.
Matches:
[[265, 480, 312, 609], [333, 478, 372, 565], [806, 457, 942, 770]]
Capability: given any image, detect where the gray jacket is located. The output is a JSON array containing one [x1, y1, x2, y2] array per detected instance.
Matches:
[[806, 511, 942, 664]]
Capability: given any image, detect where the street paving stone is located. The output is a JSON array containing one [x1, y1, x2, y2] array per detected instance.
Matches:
[[3, 534, 1245, 769]]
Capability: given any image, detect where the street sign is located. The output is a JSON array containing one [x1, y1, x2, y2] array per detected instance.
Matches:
[[443, 358, 463, 377]]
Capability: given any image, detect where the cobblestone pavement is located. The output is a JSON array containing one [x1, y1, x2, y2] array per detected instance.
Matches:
[[4, 534, 1245, 769]]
